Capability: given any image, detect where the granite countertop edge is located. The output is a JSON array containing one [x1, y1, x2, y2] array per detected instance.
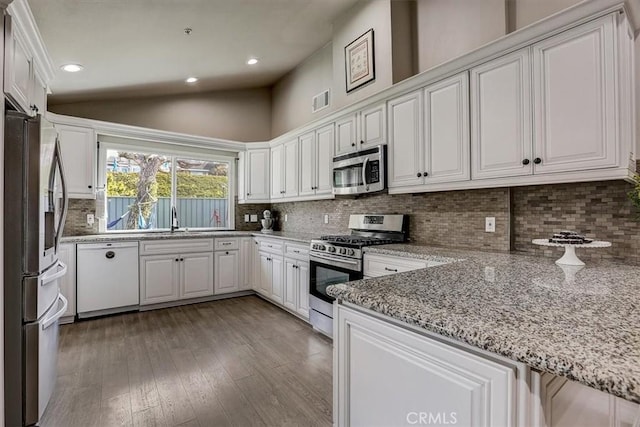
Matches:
[[328, 244, 640, 404]]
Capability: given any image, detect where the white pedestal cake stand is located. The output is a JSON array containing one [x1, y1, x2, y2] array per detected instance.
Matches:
[[532, 239, 611, 266]]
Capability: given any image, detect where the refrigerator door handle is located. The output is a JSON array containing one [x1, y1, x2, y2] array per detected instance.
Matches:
[[42, 293, 68, 330], [41, 260, 67, 287], [53, 137, 68, 252]]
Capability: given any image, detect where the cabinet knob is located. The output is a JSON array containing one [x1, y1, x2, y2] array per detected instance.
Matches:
[[424, 172, 428, 177], [522, 159, 530, 165], [175, 258, 179, 262], [360, 140, 364, 145], [416, 173, 422, 178], [225, 251, 229, 255], [351, 143, 356, 147], [246, 193, 250, 196], [533, 158, 542, 164], [88, 185, 92, 189]]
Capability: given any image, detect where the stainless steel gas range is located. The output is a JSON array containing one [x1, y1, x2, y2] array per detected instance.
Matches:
[[308, 214, 408, 338]]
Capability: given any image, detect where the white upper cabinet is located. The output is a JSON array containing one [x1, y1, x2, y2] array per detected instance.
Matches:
[[532, 14, 618, 174], [388, 90, 423, 188], [32, 71, 47, 116], [56, 124, 97, 199], [4, 15, 33, 114], [335, 114, 357, 156], [471, 48, 533, 179], [334, 103, 386, 156], [271, 140, 298, 200], [298, 124, 334, 198], [245, 148, 270, 201], [283, 139, 299, 198], [423, 72, 470, 184], [270, 144, 283, 199]]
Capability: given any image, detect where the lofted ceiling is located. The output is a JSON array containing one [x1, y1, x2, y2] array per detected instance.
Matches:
[[27, 0, 360, 103]]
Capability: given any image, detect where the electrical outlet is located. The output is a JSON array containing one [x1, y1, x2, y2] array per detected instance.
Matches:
[[484, 266, 496, 282], [323, 214, 329, 224], [244, 214, 250, 223], [284, 214, 288, 222], [250, 214, 258, 223], [485, 217, 496, 233], [86, 213, 95, 226]]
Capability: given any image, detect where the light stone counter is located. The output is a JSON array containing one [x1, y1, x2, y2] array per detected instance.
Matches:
[[328, 244, 640, 404]]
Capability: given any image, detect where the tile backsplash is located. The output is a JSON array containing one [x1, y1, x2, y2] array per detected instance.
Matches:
[[63, 199, 99, 236], [272, 188, 511, 252]]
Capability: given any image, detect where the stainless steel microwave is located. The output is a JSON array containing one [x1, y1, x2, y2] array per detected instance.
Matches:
[[332, 145, 386, 195]]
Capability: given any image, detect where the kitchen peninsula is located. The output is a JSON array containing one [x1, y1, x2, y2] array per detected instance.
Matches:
[[328, 245, 640, 426]]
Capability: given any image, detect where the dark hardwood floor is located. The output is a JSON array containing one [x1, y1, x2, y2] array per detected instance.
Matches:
[[41, 296, 334, 427]]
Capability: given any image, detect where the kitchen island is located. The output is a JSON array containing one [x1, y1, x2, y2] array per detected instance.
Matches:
[[327, 245, 640, 426]]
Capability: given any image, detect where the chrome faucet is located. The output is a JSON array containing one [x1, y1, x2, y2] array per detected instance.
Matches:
[[170, 206, 179, 232]]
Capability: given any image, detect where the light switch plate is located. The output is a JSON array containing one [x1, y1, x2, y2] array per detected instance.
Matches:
[[87, 213, 95, 226], [250, 214, 258, 223], [485, 217, 496, 233], [324, 214, 329, 224], [284, 214, 288, 222], [244, 214, 250, 223]]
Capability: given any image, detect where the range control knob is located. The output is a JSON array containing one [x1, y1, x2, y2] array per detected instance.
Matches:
[[339, 247, 346, 255], [347, 248, 355, 256], [318, 245, 326, 251], [328, 246, 336, 253]]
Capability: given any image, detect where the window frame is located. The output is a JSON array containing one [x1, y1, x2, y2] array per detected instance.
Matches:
[[97, 142, 236, 233]]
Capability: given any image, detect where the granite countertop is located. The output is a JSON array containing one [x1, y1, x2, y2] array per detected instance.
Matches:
[[61, 230, 318, 244], [328, 244, 640, 404]]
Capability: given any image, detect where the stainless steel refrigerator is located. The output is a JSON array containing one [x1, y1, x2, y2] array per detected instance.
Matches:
[[4, 110, 69, 426]]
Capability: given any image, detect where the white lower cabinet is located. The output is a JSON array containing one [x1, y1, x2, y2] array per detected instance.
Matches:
[[335, 304, 519, 427], [214, 250, 240, 294], [139, 239, 214, 305], [257, 251, 283, 303], [284, 258, 310, 319], [239, 237, 253, 290], [58, 243, 76, 322], [531, 372, 640, 427]]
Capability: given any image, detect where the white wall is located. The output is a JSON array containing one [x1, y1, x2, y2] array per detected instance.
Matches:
[[508, 0, 584, 29], [49, 88, 272, 142], [271, 44, 333, 137], [416, 0, 507, 72]]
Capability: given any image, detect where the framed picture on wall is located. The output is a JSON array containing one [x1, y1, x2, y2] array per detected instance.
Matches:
[[345, 29, 375, 93]]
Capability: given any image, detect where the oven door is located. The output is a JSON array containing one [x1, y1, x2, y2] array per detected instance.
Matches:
[[309, 257, 362, 304]]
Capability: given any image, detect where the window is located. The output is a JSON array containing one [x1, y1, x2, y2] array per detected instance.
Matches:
[[101, 146, 234, 232]]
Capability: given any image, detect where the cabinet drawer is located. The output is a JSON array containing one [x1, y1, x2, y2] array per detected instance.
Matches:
[[284, 242, 309, 260], [139, 238, 214, 256], [214, 238, 240, 251], [256, 238, 283, 254], [363, 254, 428, 277]]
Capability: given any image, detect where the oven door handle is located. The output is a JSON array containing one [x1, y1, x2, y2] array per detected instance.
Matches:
[[362, 157, 369, 186], [311, 252, 359, 266]]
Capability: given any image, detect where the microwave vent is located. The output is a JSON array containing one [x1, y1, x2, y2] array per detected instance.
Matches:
[[312, 90, 330, 113]]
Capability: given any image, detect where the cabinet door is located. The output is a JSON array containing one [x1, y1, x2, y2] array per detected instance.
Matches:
[[335, 114, 357, 156], [239, 237, 252, 290], [32, 71, 47, 116], [296, 261, 310, 319], [58, 243, 76, 321], [315, 123, 334, 195], [283, 139, 299, 198], [270, 256, 284, 304], [247, 149, 270, 201], [388, 91, 424, 188], [532, 15, 618, 174], [4, 17, 32, 114], [424, 72, 470, 184], [298, 131, 316, 197], [140, 255, 179, 305], [258, 252, 272, 296], [56, 125, 97, 199], [359, 103, 386, 149], [237, 151, 246, 204], [181, 252, 214, 299], [471, 48, 533, 179], [336, 306, 517, 427], [252, 239, 261, 291], [270, 145, 283, 199], [214, 251, 239, 294], [284, 260, 297, 311]]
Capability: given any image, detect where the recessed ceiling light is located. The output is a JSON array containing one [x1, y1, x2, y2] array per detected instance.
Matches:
[[247, 58, 259, 65], [61, 64, 83, 73], [185, 77, 198, 83]]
